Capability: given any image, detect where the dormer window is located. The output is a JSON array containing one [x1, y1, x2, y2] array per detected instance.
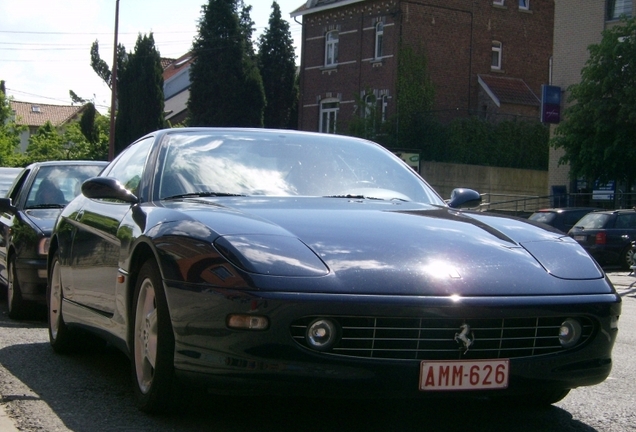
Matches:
[[31, 105, 41, 113]]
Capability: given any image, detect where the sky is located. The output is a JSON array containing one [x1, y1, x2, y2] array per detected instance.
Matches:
[[0, 0, 304, 113]]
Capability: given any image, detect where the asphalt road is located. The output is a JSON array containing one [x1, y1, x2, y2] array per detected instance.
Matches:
[[0, 272, 634, 432]]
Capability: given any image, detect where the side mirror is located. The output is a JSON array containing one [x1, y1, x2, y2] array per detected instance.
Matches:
[[447, 188, 481, 209], [0, 198, 16, 214], [82, 177, 139, 204]]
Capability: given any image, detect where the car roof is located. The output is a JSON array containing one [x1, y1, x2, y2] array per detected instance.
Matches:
[[24, 160, 109, 170], [533, 207, 597, 214]]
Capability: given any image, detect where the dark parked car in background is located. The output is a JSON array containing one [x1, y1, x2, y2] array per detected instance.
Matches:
[[47, 128, 620, 414], [528, 207, 598, 234], [0, 160, 107, 318], [0, 167, 22, 197], [568, 209, 636, 269]]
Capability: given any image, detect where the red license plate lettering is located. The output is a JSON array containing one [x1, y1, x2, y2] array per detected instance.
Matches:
[[420, 360, 509, 391]]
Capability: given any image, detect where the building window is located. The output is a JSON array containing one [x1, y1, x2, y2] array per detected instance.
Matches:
[[325, 30, 339, 66], [491, 41, 502, 70], [493, 0, 505, 5], [363, 94, 375, 119], [380, 95, 389, 122], [519, 0, 529, 9], [607, 0, 633, 20], [375, 22, 384, 59], [320, 100, 339, 133]]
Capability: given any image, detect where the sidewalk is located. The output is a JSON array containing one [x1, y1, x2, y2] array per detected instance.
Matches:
[[0, 404, 18, 432]]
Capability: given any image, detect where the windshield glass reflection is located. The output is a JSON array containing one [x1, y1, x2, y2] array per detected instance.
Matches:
[[159, 131, 443, 204]]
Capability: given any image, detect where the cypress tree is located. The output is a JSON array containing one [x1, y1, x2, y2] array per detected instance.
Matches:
[[187, 0, 265, 127], [114, 33, 165, 154], [257, 1, 298, 129]]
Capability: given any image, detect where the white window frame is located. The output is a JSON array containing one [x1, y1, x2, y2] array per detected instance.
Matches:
[[375, 22, 384, 59], [519, 0, 529, 9], [493, 0, 505, 5], [320, 99, 339, 133], [491, 41, 502, 70], [325, 30, 339, 66], [380, 95, 389, 123]]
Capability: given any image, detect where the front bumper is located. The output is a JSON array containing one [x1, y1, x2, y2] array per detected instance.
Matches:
[[165, 283, 621, 398], [15, 257, 47, 303]]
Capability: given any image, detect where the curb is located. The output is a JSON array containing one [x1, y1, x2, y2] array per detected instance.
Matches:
[[0, 404, 19, 432]]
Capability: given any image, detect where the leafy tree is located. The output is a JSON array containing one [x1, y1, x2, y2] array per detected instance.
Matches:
[[552, 16, 636, 185], [114, 33, 165, 154], [25, 122, 67, 162], [392, 45, 436, 151], [257, 1, 298, 129], [187, 0, 265, 127], [23, 118, 109, 165], [89, 40, 127, 90], [0, 87, 26, 166]]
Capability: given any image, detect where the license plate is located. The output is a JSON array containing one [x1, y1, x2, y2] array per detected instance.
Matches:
[[420, 359, 509, 391], [574, 235, 587, 241]]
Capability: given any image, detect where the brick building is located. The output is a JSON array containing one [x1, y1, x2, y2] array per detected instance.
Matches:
[[291, 0, 554, 133], [548, 0, 633, 196]]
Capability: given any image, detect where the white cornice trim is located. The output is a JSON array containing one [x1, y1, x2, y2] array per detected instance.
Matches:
[[478, 75, 500, 108], [291, 0, 367, 18]]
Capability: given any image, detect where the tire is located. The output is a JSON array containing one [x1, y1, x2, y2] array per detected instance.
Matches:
[[131, 259, 178, 414], [7, 256, 26, 319], [623, 246, 636, 270], [47, 251, 77, 353]]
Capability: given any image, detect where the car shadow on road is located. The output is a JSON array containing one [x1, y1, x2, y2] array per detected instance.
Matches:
[[0, 323, 600, 432]]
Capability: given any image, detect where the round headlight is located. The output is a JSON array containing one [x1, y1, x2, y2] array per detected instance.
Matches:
[[306, 318, 339, 351], [558, 318, 582, 348]]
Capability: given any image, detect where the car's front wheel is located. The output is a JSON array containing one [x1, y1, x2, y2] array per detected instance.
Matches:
[[47, 251, 77, 353], [7, 256, 25, 319], [131, 259, 178, 414]]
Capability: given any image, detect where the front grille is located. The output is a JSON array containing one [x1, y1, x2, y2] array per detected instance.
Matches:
[[291, 316, 595, 360]]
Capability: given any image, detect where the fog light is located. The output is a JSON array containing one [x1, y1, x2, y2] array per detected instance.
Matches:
[[611, 315, 619, 330], [559, 318, 582, 348], [227, 314, 269, 330], [306, 318, 339, 351]]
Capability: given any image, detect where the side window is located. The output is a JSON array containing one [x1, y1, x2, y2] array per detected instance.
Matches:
[[493, 0, 505, 5], [519, 0, 529, 9], [375, 22, 384, 59], [491, 41, 502, 70], [102, 137, 153, 196], [325, 30, 339, 66]]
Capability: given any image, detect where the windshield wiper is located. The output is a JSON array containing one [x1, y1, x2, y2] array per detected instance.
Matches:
[[162, 192, 246, 200], [325, 194, 409, 202], [26, 204, 66, 209]]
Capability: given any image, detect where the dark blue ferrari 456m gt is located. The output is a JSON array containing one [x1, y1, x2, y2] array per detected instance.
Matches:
[[46, 128, 621, 413]]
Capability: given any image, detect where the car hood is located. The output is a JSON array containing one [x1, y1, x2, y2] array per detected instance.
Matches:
[[23, 208, 62, 234], [159, 197, 608, 296]]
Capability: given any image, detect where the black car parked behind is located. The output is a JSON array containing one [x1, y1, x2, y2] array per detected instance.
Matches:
[[568, 208, 636, 269], [0, 160, 107, 318]]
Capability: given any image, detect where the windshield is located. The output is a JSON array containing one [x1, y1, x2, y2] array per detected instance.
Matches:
[[528, 212, 556, 225], [26, 165, 105, 209], [157, 130, 444, 204], [574, 213, 610, 230]]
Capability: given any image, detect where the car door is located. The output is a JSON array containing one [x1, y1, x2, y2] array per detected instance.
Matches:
[[68, 138, 154, 314], [0, 169, 29, 284], [609, 212, 636, 259]]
